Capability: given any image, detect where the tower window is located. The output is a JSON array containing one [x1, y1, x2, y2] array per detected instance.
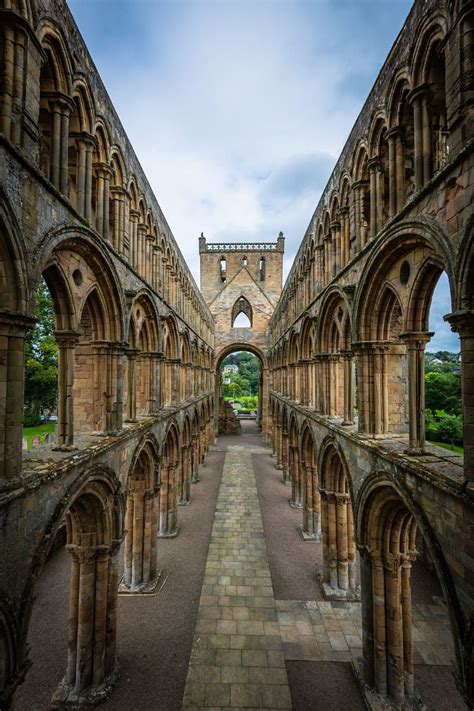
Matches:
[[220, 256, 227, 282], [259, 256, 266, 281], [242, 255, 248, 267]]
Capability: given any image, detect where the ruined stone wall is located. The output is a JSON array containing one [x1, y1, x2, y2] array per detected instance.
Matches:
[[268, 0, 474, 705], [0, 0, 215, 705]]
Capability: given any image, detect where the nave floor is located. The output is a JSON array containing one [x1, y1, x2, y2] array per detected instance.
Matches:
[[16, 422, 465, 710]]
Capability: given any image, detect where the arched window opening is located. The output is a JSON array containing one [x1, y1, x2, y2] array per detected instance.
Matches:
[[231, 296, 253, 328], [23, 277, 58, 449], [242, 255, 248, 267], [259, 256, 266, 281], [424, 271, 462, 455], [427, 42, 449, 173], [219, 256, 227, 282]]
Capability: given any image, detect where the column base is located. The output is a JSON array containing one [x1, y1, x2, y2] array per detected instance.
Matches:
[[192, 475, 200, 484], [318, 574, 360, 601], [341, 420, 355, 427], [300, 528, 321, 542], [179, 499, 191, 506], [289, 500, 303, 509], [275, 463, 283, 470], [51, 668, 119, 709], [351, 658, 426, 711], [52, 444, 78, 452], [403, 448, 428, 456], [158, 527, 179, 539], [118, 571, 163, 595]]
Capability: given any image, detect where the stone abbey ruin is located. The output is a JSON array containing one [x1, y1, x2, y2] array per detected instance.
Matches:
[[0, 0, 473, 708]]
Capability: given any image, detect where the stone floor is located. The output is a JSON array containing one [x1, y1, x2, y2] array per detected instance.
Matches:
[[182, 443, 293, 710]]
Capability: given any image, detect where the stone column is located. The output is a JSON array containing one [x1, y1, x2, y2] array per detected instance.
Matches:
[[0, 316, 32, 480], [341, 349, 355, 425], [76, 133, 96, 221], [401, 331, 432, 454], [128, 210, 139, 270], [289, 444, 302, 508], [125, 350, 138, 422], [94, 163, 112, 240], [179, 445, 191, 505], [446, 310, 474, 482], [54, 540, 120, 707], [191, 435, 200, 483], [54, 331, 79, 450], [410, 86, 431, 189], [301, 463, 320, 540], [159, 463, 178, 538], [282, 429, 290, 484], [359, 546, 375, 688]]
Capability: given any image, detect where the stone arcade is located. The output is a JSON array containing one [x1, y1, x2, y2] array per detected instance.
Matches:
[[0, 0, 473, 709]]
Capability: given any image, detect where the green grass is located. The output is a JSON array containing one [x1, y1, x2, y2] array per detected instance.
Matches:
[[23, 422, 55, 449], [427, 439, 464, 455]]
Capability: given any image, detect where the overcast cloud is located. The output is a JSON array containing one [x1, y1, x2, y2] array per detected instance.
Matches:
[[68, 0, 458, 352]]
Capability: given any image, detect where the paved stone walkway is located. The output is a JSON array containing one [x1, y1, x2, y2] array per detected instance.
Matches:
[[182, 444, 292, 710]]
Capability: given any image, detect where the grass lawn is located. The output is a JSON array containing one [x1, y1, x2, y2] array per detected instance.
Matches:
[[23, 422, 56, 449], [428, 439, 464, 455]]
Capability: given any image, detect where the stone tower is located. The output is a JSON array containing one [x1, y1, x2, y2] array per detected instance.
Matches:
[[199, 233, 285, 438]]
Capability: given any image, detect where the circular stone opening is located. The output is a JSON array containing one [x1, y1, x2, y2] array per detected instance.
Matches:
[[400, 260, 410, 285], [72, 269, 83, 287]]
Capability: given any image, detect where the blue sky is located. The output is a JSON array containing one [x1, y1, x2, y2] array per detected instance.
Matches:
[[68, 0, 459, 352]]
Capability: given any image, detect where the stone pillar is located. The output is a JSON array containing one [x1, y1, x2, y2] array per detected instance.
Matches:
[[359, 546, 375, 688], [320, 491, 358, 600], [94, 163, 112, 240], [401, 331, 432, 454], [76, 133, 95, 221], [54, 331, 79, 450], [53, 540, 120, 707], [387, 127, 404, 217], [48, 94, 73, 193], [289, 444, 302, 508], [282, 429, 290, 484], [341, 349, 355, 425], [122, 483, 160, 593], [128, 210, 140, 270], [446, 310, 474, 482], [301, 463, 320, 540], [158, 463, 179, 538], [0, 316, 32, 480], [410, 86, 431, 189], [125, 350, 138, 422], [179, 445, 191, 505], [191, 435, 200, 483]]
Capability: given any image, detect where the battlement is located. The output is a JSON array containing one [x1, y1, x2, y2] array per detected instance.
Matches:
[[199, 233, 285, 253]]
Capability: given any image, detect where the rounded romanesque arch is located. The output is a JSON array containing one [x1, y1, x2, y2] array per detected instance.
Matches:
[[318, 437, 358, 601], [158, 420, 180, 539], [33, 228, 125, 444], [352, 220, 456, 452], [125, 291, 160, 421], [317, 287, 353, 422], [356, 473, 465, 709], [122, 434, 160, 593], [22, 465, 124, 708], [299, 422, 320, 540]]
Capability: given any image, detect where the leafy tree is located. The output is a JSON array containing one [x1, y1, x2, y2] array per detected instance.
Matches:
[[24, 278, 58, 425], [425, 370, 461, 415], [437, 413, 463, 448]]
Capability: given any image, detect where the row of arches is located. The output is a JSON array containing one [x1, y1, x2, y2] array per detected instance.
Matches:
[[269, 409, 468, 708], [0, 212, 214, 488], [269, 221, 473, 466], [0, 9, 212, 341], [0, 403, 214, 707], [271, 6, 472, 336]]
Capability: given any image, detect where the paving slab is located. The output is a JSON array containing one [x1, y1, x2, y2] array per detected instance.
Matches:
[[182, 444, 292, 709]]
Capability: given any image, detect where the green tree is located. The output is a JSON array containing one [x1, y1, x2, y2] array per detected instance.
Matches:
[[437, 413, 463, 448], [24, 278, 58, 425], [425, 370, 461, 415]]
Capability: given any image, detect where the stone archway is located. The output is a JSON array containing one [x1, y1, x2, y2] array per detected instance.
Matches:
[[214, 342, 269, 441]]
